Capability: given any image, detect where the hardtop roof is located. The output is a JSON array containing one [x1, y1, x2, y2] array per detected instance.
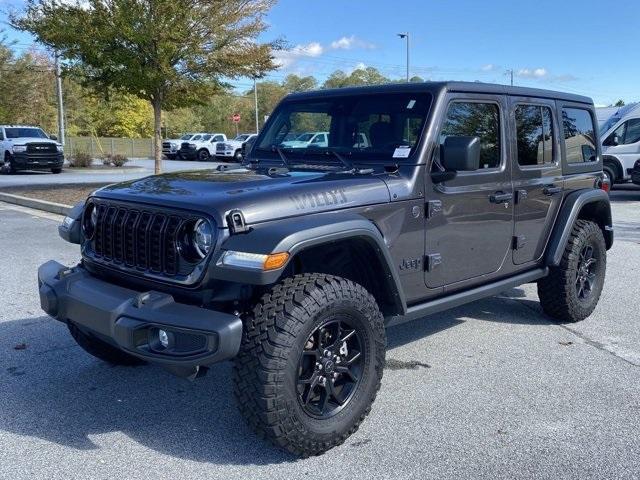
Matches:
[[285, 81, 592, 105]]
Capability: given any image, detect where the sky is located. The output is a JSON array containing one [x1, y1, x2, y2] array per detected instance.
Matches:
[[1, 0, 639, 106]]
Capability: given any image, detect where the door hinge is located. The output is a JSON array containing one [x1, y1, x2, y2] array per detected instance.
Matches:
[[426, 200, 442, 219], [512, 235, 526, 250], [425, 253, 442, 271]]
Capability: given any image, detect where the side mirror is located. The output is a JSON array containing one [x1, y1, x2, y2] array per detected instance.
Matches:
[[612, 134, 619, 146], [49, 134, 58, 141], [441, 136, 481, 171]]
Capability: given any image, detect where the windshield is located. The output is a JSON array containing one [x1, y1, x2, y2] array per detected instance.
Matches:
[[234, 134, 250, 141], [600, 116, 620, 135], [180, 134, 193, 140], [256, 93, 432, 163], [5, 127, 48, 139]]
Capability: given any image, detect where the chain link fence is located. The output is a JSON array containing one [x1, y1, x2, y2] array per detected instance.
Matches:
[[65, 137, 154, 158]]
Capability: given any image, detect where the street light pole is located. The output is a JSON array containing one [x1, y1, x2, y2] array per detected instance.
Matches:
[[253, 77, 259, 134], [397, 33, 410, 82], [54, 52, 65, 145]]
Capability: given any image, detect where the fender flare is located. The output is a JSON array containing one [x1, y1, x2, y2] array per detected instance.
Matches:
[[602, 155, 624, 180], [545, 189, 613, 267], [210, 213, 407, 314]]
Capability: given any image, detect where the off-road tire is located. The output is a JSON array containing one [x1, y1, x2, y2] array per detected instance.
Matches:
[[538, 219, 606, 322], [233, 273, 386, 456], [68, 322, 145, 366]]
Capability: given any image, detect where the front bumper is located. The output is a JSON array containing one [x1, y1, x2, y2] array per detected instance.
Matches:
[[38, 260, 242, 374], [12, 152, 64, 170], [178, 147, 198, 160]]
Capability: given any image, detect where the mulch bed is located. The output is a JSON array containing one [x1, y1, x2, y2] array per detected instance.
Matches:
[[1, 184, 109, 206]]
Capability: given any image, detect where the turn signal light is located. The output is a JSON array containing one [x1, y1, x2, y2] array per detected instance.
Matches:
[[263, 252, 290, 271]]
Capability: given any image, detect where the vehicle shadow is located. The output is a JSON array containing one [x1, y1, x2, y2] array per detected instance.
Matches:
[[0, 291, 551, 465], [609, 185, 640, 203]]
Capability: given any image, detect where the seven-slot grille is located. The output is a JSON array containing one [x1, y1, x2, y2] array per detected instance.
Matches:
[[89, 202, 190, 277]]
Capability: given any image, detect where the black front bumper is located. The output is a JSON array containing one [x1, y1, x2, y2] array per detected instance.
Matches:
[[37, 261, 242, 374], [13, 152, 64, 170], [178, 147, 197, 160]]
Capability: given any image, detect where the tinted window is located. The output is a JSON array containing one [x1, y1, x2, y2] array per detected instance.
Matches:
[[515, 105, 554, 166], [440, 102, 501, 169], [214, 135, 225, 142], [562, 108, 597, 163], [192, 135, 202, 141]]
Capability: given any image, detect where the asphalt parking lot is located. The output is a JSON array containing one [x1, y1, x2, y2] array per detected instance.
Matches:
[[0, 187, 639, 480]]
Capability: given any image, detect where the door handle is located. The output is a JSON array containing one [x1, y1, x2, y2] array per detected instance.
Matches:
[[543, 185, 562, 196], [489, 192, 513, 204]]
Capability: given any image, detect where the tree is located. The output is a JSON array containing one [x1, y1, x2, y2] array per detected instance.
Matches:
[[282, 74, 317, 93], [322, 66, 389, 89], [614, 99, 625, 107], [13, 0, 278, 173]]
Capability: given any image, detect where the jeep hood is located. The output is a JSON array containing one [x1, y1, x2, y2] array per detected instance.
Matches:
[[94, 168, 391, 226]]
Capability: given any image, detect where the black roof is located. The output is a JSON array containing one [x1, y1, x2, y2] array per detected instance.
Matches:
[[285, 81, 592, 105]]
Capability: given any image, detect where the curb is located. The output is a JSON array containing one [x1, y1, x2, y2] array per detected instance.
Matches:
[[66, 166, 147, 174], [0, 192, 72, 215]]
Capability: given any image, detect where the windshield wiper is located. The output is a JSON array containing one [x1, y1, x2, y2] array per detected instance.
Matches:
[[326, 150, 354, 171]]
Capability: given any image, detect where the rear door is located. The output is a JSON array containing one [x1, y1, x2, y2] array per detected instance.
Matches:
[[425, 94, 514, 288], [510, 97, 564, 265]]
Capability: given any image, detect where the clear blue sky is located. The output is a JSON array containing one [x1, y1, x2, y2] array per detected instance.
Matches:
[[2, 0, 638, 106]]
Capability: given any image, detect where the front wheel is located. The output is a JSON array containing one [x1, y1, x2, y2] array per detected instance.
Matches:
[[233, 274, 386, 456], [603, 165, 616, 188], [233, 149, 243, 162], [538, 219, 606, 322], [51, 167, 62, 174], [197, 149, 210, 161]]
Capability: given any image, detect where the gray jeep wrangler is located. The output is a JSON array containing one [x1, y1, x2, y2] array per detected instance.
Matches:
[[39, 82, 612, 456]]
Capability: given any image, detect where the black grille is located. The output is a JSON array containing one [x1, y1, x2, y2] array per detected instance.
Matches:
[[216, 143, 226, 153], [26, 142, 57, 153], [89, 201, 195, 277]]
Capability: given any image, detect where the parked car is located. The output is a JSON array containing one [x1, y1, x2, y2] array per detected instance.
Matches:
[[598, 103, 640, 185], [281, 131, 329, 148], [215, 134, 257, 162], [0, 125, 64, 174], [631, 158, 640, 186], [178, 133, 227, 161], [43, 82, 612, 456], [163, 133, 210, 160]]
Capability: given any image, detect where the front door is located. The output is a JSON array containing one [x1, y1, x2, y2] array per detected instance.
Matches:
[[510, 98, 564, 264], [425, 94, 514, 289]]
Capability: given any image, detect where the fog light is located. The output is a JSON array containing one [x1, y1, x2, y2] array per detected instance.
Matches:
[[158, 329, 170, 348]]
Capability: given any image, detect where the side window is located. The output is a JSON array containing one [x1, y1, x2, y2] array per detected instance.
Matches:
[[604, 122, 626, 146], [515, 105, 554, 166], [192, 135, 202, 141], [0, 129, 4, 141], [440, 102, 501, 169], [562, 108, 597, 163], [214, 135, 224, 142], [624, 119, 640, 144]]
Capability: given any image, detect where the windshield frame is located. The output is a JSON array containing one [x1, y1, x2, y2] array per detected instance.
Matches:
[[254, 91, 433, 166]]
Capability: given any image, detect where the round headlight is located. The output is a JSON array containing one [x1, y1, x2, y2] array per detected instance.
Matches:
[[82, 202, 97, 239], [193, 219, 213, 258]]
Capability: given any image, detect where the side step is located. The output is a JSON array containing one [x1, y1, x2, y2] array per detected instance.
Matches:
[[385, 268, 548, 327]]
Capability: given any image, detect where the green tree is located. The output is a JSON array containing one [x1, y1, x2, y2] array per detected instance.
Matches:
[[322, 67, 389, 89], [13, 0, 278, 173], [614, 99, 625, 107], [282, 74, 318, 93]]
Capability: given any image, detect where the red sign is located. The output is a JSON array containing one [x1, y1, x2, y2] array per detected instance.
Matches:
[[232, 113, 241, 123]]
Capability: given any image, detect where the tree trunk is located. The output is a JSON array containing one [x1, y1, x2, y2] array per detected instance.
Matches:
[[152, 97, 162, 174]]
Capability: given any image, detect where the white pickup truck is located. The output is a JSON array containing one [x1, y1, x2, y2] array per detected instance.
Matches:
[[215, 134, 257, 162], [163, 133, 211, 160], [178, 133, 227, 161], [1, 125, 64, 174]]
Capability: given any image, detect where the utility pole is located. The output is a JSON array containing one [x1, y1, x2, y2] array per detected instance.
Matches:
[[253, 77, 259, 134], [54, 52, 65, 145], [506, 69, 514, 86], [397, 33, 410, 82]]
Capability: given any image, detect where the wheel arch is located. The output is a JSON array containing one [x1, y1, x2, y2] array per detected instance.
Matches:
[[211, 213, 407, 316], [545, 189, 613, 267], [602, 155, 624, 181]]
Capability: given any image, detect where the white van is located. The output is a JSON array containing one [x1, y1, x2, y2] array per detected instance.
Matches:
[[598, 103, 640, 185]]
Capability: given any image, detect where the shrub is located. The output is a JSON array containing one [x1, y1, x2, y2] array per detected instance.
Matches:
[[109, 154, 129, 167], [68, 151, 93, 168]]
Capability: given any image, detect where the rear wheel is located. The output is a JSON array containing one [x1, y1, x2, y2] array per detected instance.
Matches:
[[538, 220, 606, 322], [197, 149, 210, 161], [68, 322, 145, 366], [233, 274, 386, 456]]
